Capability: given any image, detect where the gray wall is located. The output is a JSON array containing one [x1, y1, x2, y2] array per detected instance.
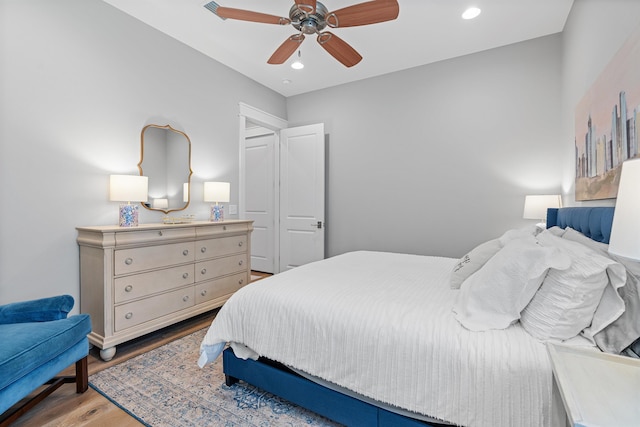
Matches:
[[287, 35, 564, 258], [0, 0, 286, 305], [286, 1, 640, 259]]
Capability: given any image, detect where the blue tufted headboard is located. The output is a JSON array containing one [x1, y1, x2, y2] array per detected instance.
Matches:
[[546, 207, 615, 244]]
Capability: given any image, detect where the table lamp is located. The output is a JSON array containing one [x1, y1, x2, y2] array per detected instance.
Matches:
[[109, 175, 148, 227], [204, 181, 230, 222], [609, 159, 640, 259], [523, 194, 562, 228]]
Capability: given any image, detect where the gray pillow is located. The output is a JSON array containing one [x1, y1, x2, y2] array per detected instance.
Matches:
[[562, 227, 640, 353], [594, 254, 640, 353]]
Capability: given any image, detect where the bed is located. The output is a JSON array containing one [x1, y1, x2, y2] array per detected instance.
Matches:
[[199, 206, 640, 427]]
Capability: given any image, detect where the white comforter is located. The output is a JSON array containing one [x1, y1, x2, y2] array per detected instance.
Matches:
[[200, 251, 560, 427]]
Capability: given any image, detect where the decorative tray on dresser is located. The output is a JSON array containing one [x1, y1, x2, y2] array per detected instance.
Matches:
[[77, 220, 253, 361]]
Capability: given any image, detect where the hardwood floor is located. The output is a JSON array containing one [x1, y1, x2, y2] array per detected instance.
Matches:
[[6, 272, 272, 427]]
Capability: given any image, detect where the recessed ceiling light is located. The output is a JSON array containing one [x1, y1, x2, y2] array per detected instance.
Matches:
[[282, 79, 292, 84], [462, 7, 481, 20]]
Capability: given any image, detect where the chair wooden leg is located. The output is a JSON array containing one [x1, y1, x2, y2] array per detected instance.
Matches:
[[76, 356, 88, 393], [0, 356, 89, 426]]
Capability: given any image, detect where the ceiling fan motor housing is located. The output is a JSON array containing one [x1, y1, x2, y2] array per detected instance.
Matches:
[[290, 2, 328, 34]]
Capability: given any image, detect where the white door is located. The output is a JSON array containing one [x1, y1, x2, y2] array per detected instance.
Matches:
[[238, 103, 325, 274], [279, 124, 325, 271], [244, 129, 276, 273]]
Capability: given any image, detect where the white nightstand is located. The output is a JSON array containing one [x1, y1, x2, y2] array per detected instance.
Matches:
[[547, 343, 640, 427]]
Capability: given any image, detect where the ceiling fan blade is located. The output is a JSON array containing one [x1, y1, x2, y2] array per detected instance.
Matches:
[[317, 32, 362, 67], [268, 34, 305, 64], [295, 0, 317, 14], [216, 6, 291, 25], [326, 0, 399, 28]]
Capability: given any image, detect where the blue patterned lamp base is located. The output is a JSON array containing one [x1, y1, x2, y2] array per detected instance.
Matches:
[[119, 203, 139, 227], [210, 204, 224, 222]]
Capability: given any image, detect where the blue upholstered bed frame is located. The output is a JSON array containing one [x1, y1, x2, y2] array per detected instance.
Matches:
[[223, 207, 616, 427], [546, 206, 615, 243]]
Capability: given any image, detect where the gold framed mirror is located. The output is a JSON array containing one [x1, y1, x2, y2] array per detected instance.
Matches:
[[138, 124, 193, 214]]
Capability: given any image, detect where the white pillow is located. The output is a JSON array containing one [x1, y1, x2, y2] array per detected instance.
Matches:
[[521, 233, 626, 341], [453, 236, 570, 331], [450, 238, 502, 289], [497, 225, 540, 245], [450, 226, 541, 290], [562, 227, 609, 254], [542, 226, 567, 237]]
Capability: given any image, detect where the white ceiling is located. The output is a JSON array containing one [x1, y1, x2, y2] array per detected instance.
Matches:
[[101, 0, 574, 97]]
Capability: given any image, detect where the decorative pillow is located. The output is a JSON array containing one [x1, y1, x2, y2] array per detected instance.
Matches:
[[521, 233, 626, 341], [593, 253, 640, 353], [453, 236, 570, 331], [497, 225, 540, 245], [450, 238, 502, 289], [562, 227, 609, 254], [450, 226, 541, 290], [542, 226, 567, 237]]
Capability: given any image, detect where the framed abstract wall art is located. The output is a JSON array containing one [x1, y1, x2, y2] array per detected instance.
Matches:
[[575, 27, 640, 201]]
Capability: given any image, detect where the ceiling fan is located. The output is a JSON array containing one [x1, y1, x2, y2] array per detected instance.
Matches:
[[211, 0, 400, 67]]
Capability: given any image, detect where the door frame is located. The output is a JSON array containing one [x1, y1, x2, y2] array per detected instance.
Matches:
[[238, 102, 288, 273]]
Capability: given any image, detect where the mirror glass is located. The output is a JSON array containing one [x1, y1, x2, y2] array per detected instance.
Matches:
[[138, 124, 193, 214]]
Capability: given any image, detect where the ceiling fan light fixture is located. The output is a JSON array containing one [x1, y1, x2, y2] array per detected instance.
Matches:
[[462, 7, 481, 20], [291, 50, 304, 69], [215, 0, 399, 67]]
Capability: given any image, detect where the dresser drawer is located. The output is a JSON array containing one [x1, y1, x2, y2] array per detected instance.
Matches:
[[114, 264, 195, 303], [195, 272, 248, 304], [195, 254, 247, 282], [114, 286, 195, 332], [115, 227, 196, 246], [196, 223, 249, 238], [114, 241, 195, 275], [195, 235, 247, 260]]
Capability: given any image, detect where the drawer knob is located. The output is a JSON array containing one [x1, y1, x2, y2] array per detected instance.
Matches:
[[183, 272, 189, 279], [201, 247, 207, 253], [200, 268, 207, 275], [125, 312, 133, 320], [158, 231, 163, 236], [201, 290, 207, 297], [183, 249, 189, 256], [223, 225, 227, 231], [239, 279, 244, 285], [238, 260, 243, 266], [183, 295, 189, 302], [125, 285, 133, 292], [125, 258, 133, 265], [238, 241, 243, 247]]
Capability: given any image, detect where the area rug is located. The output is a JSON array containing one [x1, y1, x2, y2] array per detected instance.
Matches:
[[89, 328, 340, 426]]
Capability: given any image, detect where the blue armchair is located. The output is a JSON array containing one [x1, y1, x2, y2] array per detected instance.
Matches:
[[0, 295, 91, 425]]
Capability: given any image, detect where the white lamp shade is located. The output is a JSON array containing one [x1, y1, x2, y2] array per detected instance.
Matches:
[[109, 175, 149, 202], [523, 195, 562, 220], [204, 182, 230, 203], [609, 159, 640, 259]]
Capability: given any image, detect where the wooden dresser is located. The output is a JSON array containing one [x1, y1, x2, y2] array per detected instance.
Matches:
[[77, 220, 253, 361]]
